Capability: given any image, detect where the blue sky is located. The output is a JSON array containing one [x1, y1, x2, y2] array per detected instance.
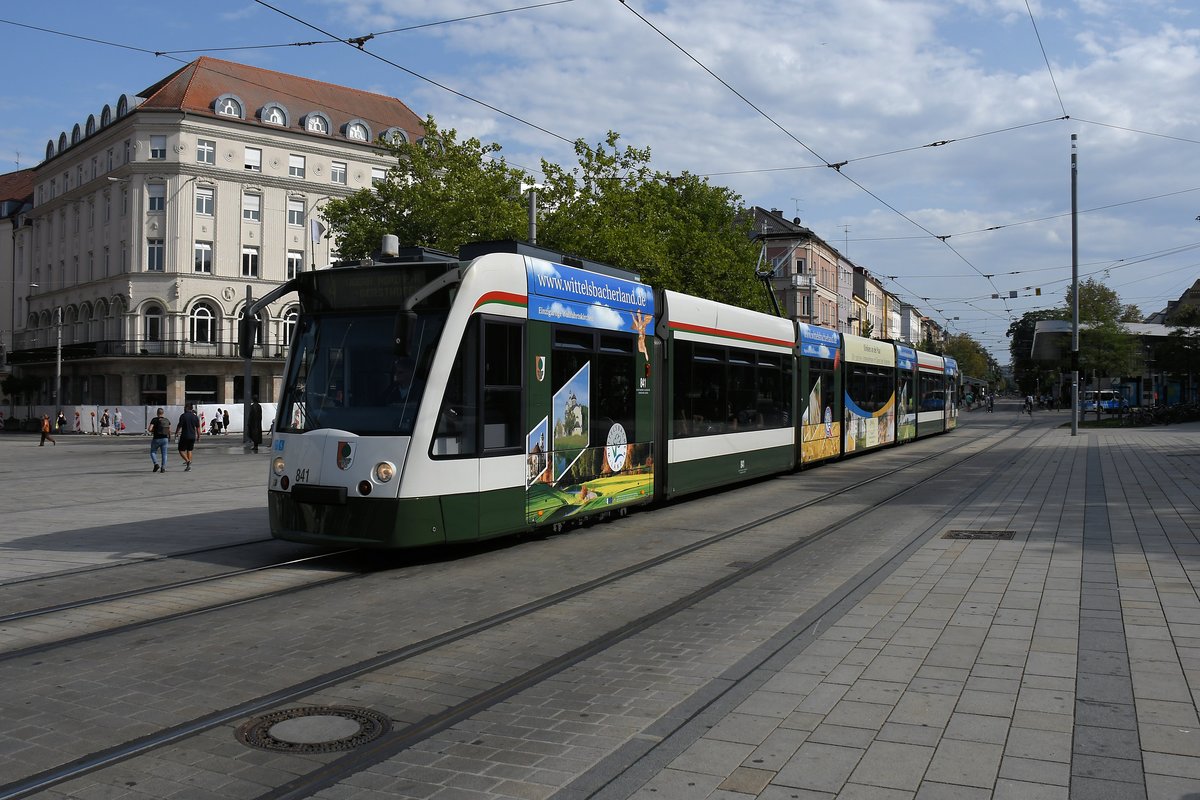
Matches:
[[3, 1, 1200, 362]]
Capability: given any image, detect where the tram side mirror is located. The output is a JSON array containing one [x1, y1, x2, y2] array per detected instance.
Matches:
[[394, 310, 416, 356]]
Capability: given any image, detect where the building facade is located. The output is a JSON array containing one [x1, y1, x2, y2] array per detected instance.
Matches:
[[4, 57, 424, 408]]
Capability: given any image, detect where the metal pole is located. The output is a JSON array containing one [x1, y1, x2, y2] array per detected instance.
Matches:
[[54, 306, 62, 417], [527, 188, 538, 244], [243, 285, 253, 449], [1071, 134, 1079, 436]]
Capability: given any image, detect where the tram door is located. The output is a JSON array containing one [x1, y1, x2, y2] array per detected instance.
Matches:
[[434, 316, 526, 541]]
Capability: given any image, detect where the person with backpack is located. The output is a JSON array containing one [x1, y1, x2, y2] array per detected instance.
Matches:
[[147, 408, 171, 473]]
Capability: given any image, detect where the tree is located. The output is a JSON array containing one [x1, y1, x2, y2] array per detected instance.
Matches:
[[320, 116, 529, 259], [538, 132, 767, 311], [1154, 305, 1200, 403], [1008, 309, 1061, 397], [1066, 277, 1142, 323], [1062, 278, 1141, 416], [943, 332, 993, 380]]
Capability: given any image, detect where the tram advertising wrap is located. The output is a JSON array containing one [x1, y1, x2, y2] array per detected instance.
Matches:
[[524, 259, 656, 527], [262, 241, 960, 549]]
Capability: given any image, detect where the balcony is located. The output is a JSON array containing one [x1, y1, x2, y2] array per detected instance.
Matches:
[[7, 340, 287, 365]]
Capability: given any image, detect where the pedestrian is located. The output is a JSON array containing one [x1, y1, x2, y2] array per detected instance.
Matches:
[[147, 407, 171, 472], [987, 393, 995, 412], [100, 408, 110, 436], [176, 403, 201, 472], [39, 413, 56, 446], [213, 408, 223, 435], [114, 408, 123, 435], [56, 411, 66, 433], [222, 408, 230, 434], [1024, 395, 1034, 416], [248, 397, 263, 453]]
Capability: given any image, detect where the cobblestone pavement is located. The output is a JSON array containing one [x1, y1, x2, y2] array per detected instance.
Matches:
[[2, 412, 1199, 799]]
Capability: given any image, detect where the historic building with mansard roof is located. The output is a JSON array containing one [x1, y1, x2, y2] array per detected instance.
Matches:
[[4, 56, 423, 408]]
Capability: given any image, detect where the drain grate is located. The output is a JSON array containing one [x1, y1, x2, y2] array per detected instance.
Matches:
[[942, 530, 1015, 540], [236, 706, 391, 753]]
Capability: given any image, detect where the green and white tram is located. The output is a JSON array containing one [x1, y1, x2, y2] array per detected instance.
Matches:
[[261, 241, 961, 549]]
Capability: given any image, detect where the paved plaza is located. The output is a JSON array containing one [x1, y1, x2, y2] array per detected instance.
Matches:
[[2, 410, 1200, 799]]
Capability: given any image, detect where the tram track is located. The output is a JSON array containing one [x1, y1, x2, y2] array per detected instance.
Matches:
[[0, 549, 360, 661], [0, 420, 1040, 800]]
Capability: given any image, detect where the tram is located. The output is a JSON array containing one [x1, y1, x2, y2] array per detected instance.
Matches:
[[258, 240, 959, 548]]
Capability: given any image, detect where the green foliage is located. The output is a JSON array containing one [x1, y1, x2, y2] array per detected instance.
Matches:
[[1065, 277, 1142, 323], [537, 132, 767, 312], [1007, 309, 1061, 395], [943, 332, 995, 380], [1154, 305, 1200, 401], [321, 122, 769, 312], [320, 116, 529, 259]]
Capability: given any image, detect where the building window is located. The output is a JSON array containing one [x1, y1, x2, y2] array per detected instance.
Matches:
[[288, 154, 305, 178], [371, 166, 386, 185], [330, 160, 347, 184], [197, 138, 215, 164], [146, 239, 164, 271], [195, 186, 214, 216], [150, 135, 166, 159], [287, 199, 304, 227], [287, 250, 303, 279], [194, 241, 213, 273], [282, 307, 298, 349], [148, 184, 166, 212], [216, 95, 244, 118], [346, 121, 369, 141], [304, 113, 329, 134], [121, 188, 128, 216], [244, 147, 261, 172], [190, 302, 217, 343], [103, 247, 110, 276], [242, 192, 260, 222], [145, 305, 164, 341], [103, 193, 111, 222], [263, 105, 286, 125], [241, 246, 259, 277], [106, 148, 114, 171]]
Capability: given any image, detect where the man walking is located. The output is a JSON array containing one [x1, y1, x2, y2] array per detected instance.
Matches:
[[147, 407, 171, 473], [248, 396, 264, 453], [39, 414, 56, 446], [176, 403, 201, 472]]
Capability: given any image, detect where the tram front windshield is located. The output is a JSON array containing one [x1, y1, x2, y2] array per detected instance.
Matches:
[[278, 311, 445, 436]]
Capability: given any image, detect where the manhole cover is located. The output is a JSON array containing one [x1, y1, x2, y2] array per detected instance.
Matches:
[[942, 530, 1015, 540], [236, 706, 391, 753]]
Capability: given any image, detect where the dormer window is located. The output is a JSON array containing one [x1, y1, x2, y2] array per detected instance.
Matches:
[[382, 127, 408, 145], [215, 94, 245, 119], [344, 120, 370, 141], [303, 112, 330, 135], [259, 102, 289, 126]]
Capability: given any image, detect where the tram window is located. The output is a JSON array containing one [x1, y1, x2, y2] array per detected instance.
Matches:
[[433, 319, 479, 457], [756, 355, 785, 428], [553, 327, 638, 446], [599, 334, 632, 354], [728, 359, 756, 430], [482, 320, 522, 452], [554, 328, 592, 350]]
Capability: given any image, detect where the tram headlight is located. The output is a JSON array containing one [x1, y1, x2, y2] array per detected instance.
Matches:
[[373, 461, 396, 483], [272, 456, 286, 476]]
